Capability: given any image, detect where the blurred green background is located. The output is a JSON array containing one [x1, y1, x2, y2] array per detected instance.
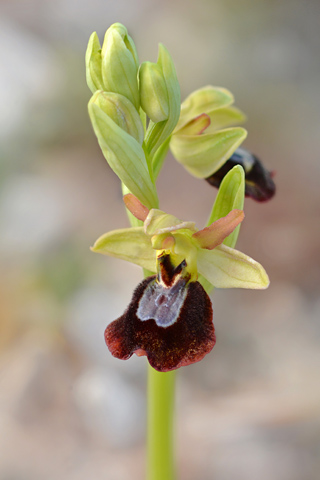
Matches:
[[0, 1, 320, 479]]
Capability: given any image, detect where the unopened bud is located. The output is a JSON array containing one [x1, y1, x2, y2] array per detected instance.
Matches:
[[101, 23, 140, 110], [139, 62, 169, 123], [91, 90, 144, 144]]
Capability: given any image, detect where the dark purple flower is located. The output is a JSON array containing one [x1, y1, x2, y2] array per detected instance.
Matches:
[[105, 253, 215, 372], [206, 147, 276, 202]]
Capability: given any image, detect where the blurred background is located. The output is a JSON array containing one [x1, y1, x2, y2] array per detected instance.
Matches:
[[0, 0, 320, 479]]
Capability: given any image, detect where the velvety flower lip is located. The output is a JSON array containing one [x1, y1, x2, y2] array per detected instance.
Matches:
[[206, 147, 276, 202], [105, 253, 215, 372]]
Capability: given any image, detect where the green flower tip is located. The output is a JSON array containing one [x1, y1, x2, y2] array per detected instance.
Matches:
[[86, 23, 140, 110], [139, 61, 169, 123], [144, 43, 181, 156]]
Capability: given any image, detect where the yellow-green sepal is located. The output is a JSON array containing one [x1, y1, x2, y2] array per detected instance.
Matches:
[[175, 86, 234, 132], [144, 44, 181, 157], [207, 165, 245, 248], [101, 23, 140, 110], [170, 126, 247, 178], [197, 244, 270, 289], [91, 227, 156, 272], [88, 99, 158, 209], [85, 32, 104, 93], [205, 106, 247, 133]]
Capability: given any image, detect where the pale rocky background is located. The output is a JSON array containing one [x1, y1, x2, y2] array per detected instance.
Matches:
[[0, 0, 320, 479]]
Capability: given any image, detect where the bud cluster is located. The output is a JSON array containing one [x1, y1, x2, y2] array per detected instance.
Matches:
[[85, 23, 267, 211]]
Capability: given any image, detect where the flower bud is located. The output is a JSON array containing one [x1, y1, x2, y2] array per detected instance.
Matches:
[[88, 93, 158, 209], [144, 44, 181, 156], [85, 32, 104, 93], [101, 23, 140, 110], [139, 62, 169, 122], [91, 90, 144, 144]]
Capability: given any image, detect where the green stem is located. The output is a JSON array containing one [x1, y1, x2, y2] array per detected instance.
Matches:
[[147, 366, 176, 480], [121, 174, 175, 480]]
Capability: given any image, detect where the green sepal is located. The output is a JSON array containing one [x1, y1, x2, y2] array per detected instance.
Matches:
[[207, 165, 245, 248], [205, 106, 247, 133], [85, 32, 104, 93], [170, 127, 247, 178], [101, 23, 140, 110], [91, 227, 156, 272], [175, 86, 234, 132], [144, 44, 181, 157], [197, 244, 270, 289], [88, 101, 158, 209]]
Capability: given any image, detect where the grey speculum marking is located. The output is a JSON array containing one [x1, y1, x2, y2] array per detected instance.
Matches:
[[137, 279, 188, 327]]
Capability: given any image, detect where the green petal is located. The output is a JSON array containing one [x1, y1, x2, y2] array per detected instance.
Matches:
[[144, 44, 181, 157], [170, 127, 247, 178], [197, 244, 270, 289], [175, 86, 234, 132], [205, 106, 247, 133], [85, 32, 104, 93], [144, 209, 196, 236], [88, 101, 158, 209], [207, 165, 245, 248], [91, 227, 156, 272]]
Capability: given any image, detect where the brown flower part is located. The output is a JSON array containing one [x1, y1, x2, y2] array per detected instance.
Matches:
[[206, 147, 276, 202], [105, 254, 215, 372]]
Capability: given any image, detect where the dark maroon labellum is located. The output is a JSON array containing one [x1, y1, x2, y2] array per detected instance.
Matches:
[[206, 147, 276, 202], [105, 254, 216, 372]]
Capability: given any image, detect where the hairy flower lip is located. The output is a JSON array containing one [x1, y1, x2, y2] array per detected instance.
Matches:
[[206, 147, 276, 202], [105, 254, 215, 372]]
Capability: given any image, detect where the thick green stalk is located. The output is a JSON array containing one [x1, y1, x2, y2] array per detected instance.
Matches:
[[147, 366, 176, 480]]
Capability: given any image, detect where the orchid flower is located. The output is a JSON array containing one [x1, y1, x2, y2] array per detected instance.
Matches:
[[169, 86, 248, 179], [91, 194, 269, 372]]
